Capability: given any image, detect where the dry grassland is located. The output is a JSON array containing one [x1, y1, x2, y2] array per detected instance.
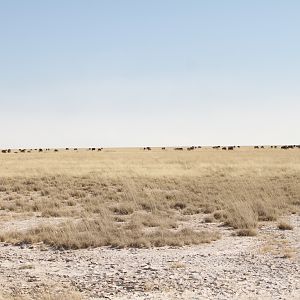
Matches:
[[0, 147, 299, 249]]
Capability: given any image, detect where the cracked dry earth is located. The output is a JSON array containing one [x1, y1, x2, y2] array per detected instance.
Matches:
[[0, 215, 299, 300]]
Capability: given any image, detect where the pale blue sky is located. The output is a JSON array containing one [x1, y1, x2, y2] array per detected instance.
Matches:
[[1, 1, 299, 148]]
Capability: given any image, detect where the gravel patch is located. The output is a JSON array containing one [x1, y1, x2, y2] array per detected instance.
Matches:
[[0, 215, 299, 299]]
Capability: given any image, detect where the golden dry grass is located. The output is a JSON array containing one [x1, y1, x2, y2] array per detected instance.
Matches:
[[278, 221, 294, 230], [0, 147, 299, 248]]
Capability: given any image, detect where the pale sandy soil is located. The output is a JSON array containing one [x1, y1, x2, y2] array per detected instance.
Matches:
[[0, 214, 299, 300]]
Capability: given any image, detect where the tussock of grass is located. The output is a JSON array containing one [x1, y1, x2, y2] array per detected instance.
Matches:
[[278, 221, 293, 230], [0, 220, 218, 249], [203, 216, 214, 223], [224, 201, 258, 229], [111, 202, 135, 215], [236, 228, 257, 237], [213, 210, 227, 221]]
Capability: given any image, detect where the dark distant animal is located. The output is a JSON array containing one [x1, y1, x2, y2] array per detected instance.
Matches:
[[187, 146, 195, 151], [228, 146, 234, 150], [237, 146, 240, 148], [66, 148, 69, 150], [20, 149, 25, 153], [222, 147, 227, 150], [39, 149, 43, 152], [54, 149, 58, 152], [261, 146, 265, 149], [174, 147, 183, 150], [281, 145, 295, 149], [254, 146, 259, 149], [91, 148, 96, 151], [162, 147, 166, 150], [74, 148, 78, 151], [212, 146, 220, 149], [98, 148, 102, 151], [1, 150, 7, 153], [197, 146, 202, 149], [7, 149, 11, 153]]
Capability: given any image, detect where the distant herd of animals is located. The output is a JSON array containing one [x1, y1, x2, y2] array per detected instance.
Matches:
[[0, 147, 103, 154], [144, 145, 300, 151], [0, 145, 299, 154]]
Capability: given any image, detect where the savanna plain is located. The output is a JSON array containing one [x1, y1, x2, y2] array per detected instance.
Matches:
[[0, 147, 299, 299]]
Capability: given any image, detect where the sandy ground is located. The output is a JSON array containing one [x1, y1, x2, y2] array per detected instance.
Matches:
[[0, 215, 299, 300]]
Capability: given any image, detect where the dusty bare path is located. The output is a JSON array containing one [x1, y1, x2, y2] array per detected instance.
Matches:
[[0, 215, 299, 300]]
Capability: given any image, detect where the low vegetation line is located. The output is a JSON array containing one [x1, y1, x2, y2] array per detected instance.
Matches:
[[0, 150, 299, 248]]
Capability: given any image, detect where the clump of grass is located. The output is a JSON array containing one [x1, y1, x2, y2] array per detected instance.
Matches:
[[224, 201, 258, 229], [145, 228, 219, 247], [203, 216, 214, 223], [282, 248, 295, 259], [182, 206, 201, 215], [111, 202, 135, 215], [236, 228, 257, 237], [0, 220, 219, 249], [130, 211, 177, 229], [202, 205, 215, 214], [114, 216, 126, 222], [171, 201, 187, 210], [213, 210, 227, 221], [170, 261, 186, 269], [278, 221, 293, 230], [18, 264, 34, 270], [253, 200, 278, 221]]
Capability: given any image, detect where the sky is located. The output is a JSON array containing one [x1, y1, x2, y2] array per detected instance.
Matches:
[[0, 0, 299, 148]]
